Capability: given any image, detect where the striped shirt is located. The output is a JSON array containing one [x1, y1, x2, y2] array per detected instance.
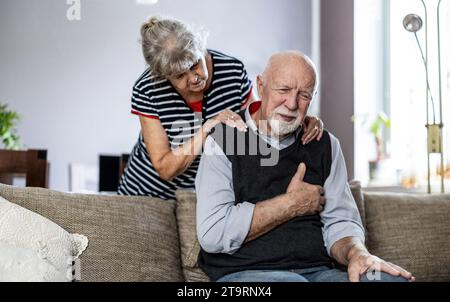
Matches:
[[117, 50, 253, 200]]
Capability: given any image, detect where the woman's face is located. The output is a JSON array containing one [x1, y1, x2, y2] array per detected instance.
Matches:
[[167, 56, 209, 96]]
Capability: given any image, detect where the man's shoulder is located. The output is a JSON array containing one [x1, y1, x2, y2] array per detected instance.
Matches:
[[300, 129, 332, 148], [324, 130, 340, 147], [203, 134, 228, 157], [208, 123, 244, 154], [300, 130, 340, 161], [319, 131, 343, 161]]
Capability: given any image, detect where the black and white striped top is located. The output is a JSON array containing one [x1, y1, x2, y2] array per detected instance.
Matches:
[[117, 50, 253, 200]]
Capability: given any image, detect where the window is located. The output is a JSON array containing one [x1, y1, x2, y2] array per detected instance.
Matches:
[[354, 0, 450, 191]]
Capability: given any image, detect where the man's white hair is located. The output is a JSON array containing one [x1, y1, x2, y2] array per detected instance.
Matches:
[[263, 50, 319, 95]]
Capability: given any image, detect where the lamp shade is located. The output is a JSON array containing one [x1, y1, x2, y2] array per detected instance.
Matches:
[[403, 14, 423, 32]]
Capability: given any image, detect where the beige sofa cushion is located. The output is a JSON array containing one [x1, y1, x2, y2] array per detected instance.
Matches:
[[175, 190, 209, 282], [349, 180, 365, 229], [0, 184, 184, 282], [364, 192, 450, 282]]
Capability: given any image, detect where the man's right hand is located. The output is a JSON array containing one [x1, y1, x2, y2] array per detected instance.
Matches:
[[286, 163, 325, 216], [244, 162, 326, 244]]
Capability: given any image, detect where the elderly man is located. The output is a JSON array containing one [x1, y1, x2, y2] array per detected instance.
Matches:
[[195, 51, 414, 282]]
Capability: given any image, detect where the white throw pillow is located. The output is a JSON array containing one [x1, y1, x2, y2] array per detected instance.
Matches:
[[0, 244, 67, 282], [0, 196, 88, 282]]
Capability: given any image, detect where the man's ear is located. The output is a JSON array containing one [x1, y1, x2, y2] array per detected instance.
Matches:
[[256, 75, 264, 100]]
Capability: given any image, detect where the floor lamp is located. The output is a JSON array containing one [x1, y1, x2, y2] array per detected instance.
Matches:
[[403, 0, 446, 193]]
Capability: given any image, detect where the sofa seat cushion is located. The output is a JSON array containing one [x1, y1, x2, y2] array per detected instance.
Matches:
[[349, 181, 366, 230], [364, 192, 450, 282], [0, 184, 184, 282]]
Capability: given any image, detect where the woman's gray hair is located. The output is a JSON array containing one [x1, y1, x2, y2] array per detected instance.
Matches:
[[140, 16, 209, 78]]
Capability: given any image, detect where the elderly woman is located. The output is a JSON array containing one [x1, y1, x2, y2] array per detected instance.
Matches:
[[118, 16, 324, 199]]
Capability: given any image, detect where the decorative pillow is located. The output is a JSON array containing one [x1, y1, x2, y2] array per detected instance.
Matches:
[[0, 196, 88, 281], [0, 244, 67, 282], [364, 192, 450, 282], [175, 190, 210, 282]]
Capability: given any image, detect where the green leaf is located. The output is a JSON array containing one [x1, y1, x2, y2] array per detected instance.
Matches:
[[2, 131, 11, 139], [0, 102, 22, 150]]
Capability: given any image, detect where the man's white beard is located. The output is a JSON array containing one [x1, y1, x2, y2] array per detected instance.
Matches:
[[268, 107, 302, 138]]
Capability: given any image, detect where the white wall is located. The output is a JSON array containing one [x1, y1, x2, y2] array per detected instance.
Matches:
[[0, 0, 312, 191]]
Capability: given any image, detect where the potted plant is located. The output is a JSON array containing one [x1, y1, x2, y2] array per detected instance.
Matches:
[[0, 103, 22, 150], [369, 112, 391, 162], [352, 112, 391, 180]]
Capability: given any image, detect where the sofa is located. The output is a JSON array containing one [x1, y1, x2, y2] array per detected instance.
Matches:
[[0, 181, 449, 282]]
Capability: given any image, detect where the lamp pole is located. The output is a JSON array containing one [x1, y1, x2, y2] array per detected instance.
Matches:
[[419, 0, 432, 193], [405, 0, 446, 193]]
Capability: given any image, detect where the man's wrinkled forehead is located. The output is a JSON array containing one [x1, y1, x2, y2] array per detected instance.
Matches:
[[266, 58, 315, 89]]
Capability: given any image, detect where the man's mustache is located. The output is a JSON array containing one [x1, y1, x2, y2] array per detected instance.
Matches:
[[274, 108, 299, 119]]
